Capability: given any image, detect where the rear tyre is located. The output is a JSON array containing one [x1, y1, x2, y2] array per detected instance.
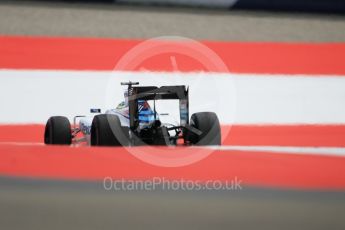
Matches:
[[188, 112, 221, 146], [44, 116, 72, 145], [91, 114, 129, 146]]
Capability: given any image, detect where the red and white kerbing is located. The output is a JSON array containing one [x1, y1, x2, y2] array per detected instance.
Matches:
[[0, 35, 345, 189]]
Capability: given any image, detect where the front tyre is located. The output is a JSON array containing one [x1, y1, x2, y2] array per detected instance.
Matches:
[[188, 112, 221, 146], [44, 116, 72, 145]]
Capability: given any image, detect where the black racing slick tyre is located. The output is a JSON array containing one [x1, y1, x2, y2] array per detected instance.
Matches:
[[189, 112, 221, 146], [44, 116, 72, 145], [91, 114, 129, 146]]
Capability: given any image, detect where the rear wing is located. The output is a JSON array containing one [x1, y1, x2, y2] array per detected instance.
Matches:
[[125, 84, 189, 130]]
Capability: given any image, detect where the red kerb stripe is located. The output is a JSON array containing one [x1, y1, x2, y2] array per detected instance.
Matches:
[[0, 144, 344, 189], [0, 36, 344, 75], [1, 124, 345, 147]]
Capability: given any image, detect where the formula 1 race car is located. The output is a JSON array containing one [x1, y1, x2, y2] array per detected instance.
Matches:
[[44, 82, 221, 146]]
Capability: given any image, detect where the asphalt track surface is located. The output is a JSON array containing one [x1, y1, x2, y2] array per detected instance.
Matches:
[[1, 1, 345, 230], [1, 177, 345, 230], [0, 0, 345, 41]]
